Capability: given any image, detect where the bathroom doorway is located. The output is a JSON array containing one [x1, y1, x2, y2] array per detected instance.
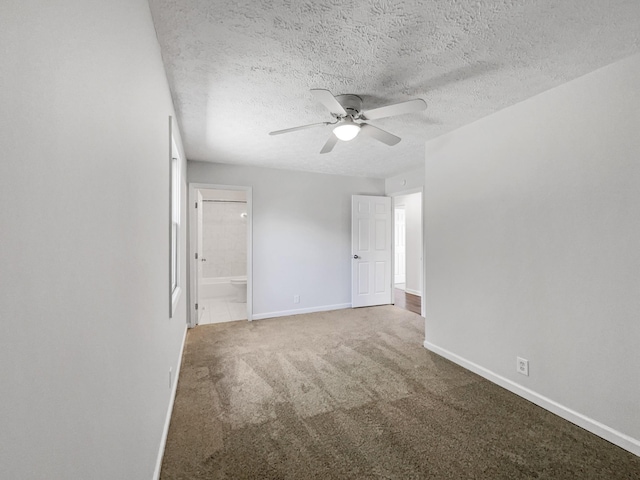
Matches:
[[189, 184, 252, 326]]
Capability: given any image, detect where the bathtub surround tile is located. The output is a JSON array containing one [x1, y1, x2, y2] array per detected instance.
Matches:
[[202, 202, 247, 278]]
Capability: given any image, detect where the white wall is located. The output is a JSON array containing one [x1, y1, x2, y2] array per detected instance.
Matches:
[[423, 54, 640, 455], [385, 165, 425, 195], [188, 162, 384, 318], [393, 193, 422, 297], [0, 1, 188, 478]]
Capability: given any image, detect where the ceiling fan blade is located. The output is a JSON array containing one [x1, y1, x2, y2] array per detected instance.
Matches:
[[360, 98, 427, 120], [269, 122, 331, 136], [311, 89, 347, 116], [320, 133, 339, 154], [359, 123, 401, 146]]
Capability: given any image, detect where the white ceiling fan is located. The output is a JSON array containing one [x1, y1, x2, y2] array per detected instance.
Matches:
[[269, 89, 427, 154]]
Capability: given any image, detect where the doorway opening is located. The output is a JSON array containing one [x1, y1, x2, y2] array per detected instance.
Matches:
[[189, 184, 252, 326], [394, 206, 406, 287], [392, 191, 422, 316]]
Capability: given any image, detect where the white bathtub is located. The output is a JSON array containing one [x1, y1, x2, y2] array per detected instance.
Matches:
[[200, 276, 247, 300]]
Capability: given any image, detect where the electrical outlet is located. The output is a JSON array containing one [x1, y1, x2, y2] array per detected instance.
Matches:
[[516, 357, 529, 376], [293, 295, 300, 304], [169, 367, 173, 389]]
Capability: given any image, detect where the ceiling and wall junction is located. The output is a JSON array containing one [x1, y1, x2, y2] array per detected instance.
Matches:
[[149, 0, 640, 178]]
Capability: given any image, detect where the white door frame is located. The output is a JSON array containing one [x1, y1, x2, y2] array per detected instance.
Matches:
[[389, 187, 425, 317], [394, 205, 406, 285], [195, 189, 204, 324], [188, 182, 253, 327]]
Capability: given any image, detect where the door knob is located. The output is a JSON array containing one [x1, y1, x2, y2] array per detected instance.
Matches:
[[353, 255, 359, 259]]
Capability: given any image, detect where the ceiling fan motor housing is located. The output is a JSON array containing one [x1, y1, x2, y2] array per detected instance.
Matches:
[[335, 94, 362, 118], [269, 88, 426, 153]]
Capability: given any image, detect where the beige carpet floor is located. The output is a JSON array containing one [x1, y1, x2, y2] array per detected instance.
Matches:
[[160, 306, 640, 479]]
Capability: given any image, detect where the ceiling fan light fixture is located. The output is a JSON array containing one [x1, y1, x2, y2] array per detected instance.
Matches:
[[333, 118, 360, 141]]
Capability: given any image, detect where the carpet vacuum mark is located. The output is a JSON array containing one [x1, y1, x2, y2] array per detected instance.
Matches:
[[160, 306, 640, 479]]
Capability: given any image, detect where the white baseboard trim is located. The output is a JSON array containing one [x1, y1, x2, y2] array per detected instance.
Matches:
[[424, 340, 640, 457], [153, 324, 188, 480], [252, 303, 352, 321], [405, 288, 422, 297]]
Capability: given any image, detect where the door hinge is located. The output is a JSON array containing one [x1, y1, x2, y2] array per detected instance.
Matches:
[[195, 303, 198, 310], [195, 252, 198, 260], [195, 202, 198, 208]]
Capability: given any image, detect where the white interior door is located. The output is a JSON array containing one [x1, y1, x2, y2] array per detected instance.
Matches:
[[352, 195, 392, 308], [394, 207, 406, 285], [196, 190, 204, 323]]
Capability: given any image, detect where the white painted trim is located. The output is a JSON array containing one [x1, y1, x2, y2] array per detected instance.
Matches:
[[168, 119, 183, 318], [421, 186, 425, 318], [188, 185, 198, 328], [405, 288, 421, 297], [423, 341, 640, 457], [153, 324, 188, 480], [252, 303, 351, 321], [170, 286, 182, 318]]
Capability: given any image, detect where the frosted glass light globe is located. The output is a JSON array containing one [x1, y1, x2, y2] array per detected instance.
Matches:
[[333, 119, 360, 141]]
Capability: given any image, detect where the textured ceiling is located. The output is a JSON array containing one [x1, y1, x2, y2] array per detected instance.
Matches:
[[148, 0, 640, 178]]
